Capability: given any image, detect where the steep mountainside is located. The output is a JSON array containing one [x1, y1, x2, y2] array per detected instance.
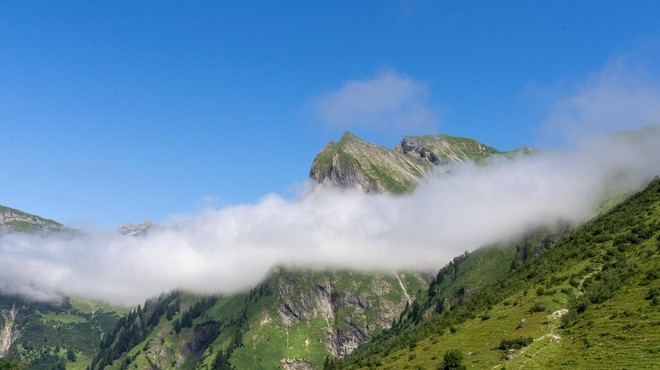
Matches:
[[89, 269, 428, 370], [310, 131, 533, 193], [0, 206, 68, 233], [337, 177, 660, 369]]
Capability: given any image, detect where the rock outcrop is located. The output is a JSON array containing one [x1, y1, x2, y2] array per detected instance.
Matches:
[[268, 269, 427, 358]]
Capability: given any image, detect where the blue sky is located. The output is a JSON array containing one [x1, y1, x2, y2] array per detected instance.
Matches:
[[2, 1, 660, 226]]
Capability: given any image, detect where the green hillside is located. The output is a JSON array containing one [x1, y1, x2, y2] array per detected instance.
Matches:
[[90, 269, 428, 370], [337, 177, 660, 369]]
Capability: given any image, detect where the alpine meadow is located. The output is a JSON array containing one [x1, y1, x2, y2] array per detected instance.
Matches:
[[2, 2, 660, 369]]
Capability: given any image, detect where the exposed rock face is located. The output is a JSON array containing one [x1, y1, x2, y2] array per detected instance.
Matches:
[[270, 269, 427, 358], [281, 358, 316, 370], [310, 131, 529, 193], [399, 137, 440, 165], [0, 305, 20, 358], [0, 205, 69, 233]]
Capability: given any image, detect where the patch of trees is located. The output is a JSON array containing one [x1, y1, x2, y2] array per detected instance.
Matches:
[[25, 352, 65, 370], [173, 296, 218, 334], [0, 359, 26, 370], [89, 292, 183, 370]]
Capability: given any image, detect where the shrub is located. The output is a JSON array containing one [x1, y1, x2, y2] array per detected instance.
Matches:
[[439, 349, 466, 370], [530, 302, 546, 313]]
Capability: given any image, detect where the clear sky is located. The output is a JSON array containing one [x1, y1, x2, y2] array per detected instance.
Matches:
[[2, 1, 660, 226]]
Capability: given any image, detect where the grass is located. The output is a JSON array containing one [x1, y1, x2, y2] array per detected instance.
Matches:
[[343, 178, 660, 369], [40, 312, 88, 324]]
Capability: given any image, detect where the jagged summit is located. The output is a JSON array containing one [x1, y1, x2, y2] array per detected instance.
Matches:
[[0, 205, 69, 233], [118, 221, 160, 236], [310, 131, 428, 193], [310, 132, 530, 193]]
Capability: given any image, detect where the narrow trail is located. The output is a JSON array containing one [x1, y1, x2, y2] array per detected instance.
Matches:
[[393, 273, 412, 305]]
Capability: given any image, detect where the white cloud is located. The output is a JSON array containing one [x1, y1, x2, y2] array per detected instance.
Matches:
[[3, 61, 660, 306], [545, 57, 660, 142], [1, 126, 659, 305], [313, 70, 438, 134]]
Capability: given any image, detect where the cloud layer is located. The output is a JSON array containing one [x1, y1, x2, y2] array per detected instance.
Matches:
[[1, 126, 659, 305], [313, 70, 438, 134]]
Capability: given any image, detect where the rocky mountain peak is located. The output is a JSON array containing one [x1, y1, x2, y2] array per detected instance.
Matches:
[[310, 132, 529, 193]]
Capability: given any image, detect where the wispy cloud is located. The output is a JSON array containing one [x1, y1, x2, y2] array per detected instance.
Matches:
[[545, 56, 660, 143], [312, 69, 438, 135]]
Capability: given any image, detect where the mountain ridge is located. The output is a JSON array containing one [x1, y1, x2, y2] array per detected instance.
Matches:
[[310, 131, 534, 193], [0, 205, 69, 233]]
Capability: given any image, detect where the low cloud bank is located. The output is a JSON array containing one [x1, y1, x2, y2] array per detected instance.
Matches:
[[1, 127, 659, 305]]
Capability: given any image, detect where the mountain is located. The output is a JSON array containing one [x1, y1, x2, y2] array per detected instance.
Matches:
[[310, 131, 533, 193], [3, 131, 657, 370], [337, 177, 660, 369], [0, 205, 69, 233], [88, 269, 428, 370]]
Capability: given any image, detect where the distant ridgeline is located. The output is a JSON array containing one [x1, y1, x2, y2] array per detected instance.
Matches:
[[0, 205, 69, 233], [310, 131, 533, 193]]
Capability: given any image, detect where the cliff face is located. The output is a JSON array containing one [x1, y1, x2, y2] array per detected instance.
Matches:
[[91, 269, 429, 370], [310, 131, 532, 193], [256, 269, 426, 358]]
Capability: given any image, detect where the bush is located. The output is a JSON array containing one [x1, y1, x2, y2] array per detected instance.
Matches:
[[530, 302, 546, 313], [439, 349, 466, 370]]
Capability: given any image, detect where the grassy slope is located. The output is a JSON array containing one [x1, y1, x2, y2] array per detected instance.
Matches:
[[342, 178, 660, 369]]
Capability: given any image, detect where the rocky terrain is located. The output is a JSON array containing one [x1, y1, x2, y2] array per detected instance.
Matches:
[[310, 131, 533, 193]]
